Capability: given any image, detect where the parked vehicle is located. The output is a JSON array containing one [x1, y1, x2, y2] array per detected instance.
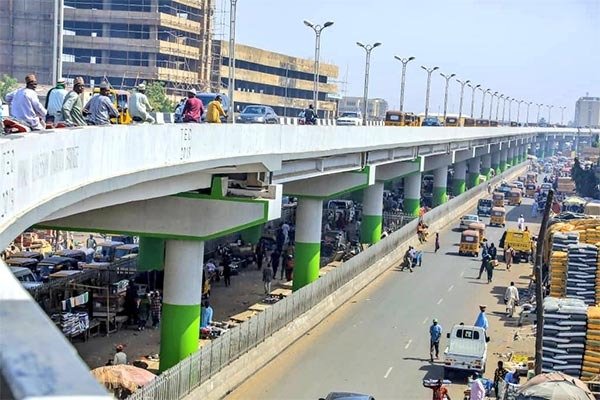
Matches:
[[468, 222, 486, 243], [489, 207, 506, 227], [459, 230, 480, 257], [36, 256, 79, 279], [499, 229, 533, 263], [9, 251, 43, 262], [421, 117, 442, 126], [336, 111, 363, 126], [459, 214, 480, 230], [54, 249, 87, 263], [94, 241, 125, 262], [477, 199, 492, 216], [237, 105, 279, 124], [5, 257, 40, 272], [443, 324, 487, 374], [114, 244, 140, 259], [9, 266, 43, 289]]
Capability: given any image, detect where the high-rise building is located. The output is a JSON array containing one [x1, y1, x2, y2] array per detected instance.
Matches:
[[574, 96, 600, 128], [1, 0, 214, 91], [338, 97, 388, 120], [212, 40, 339, 118]]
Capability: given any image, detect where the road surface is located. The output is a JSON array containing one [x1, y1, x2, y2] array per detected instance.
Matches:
[[227, 194, 541, 400]]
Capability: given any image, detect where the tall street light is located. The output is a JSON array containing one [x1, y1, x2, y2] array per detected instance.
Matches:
[[516, 99, 524, 125], [536, 103, 544, 125], [440, 72, 456, 120], [479, 87, 490, 119], [525, 101, 533, 126], [508, 97, 515, 123], [502, 96, 509, 123], [228, 0, 239, 124], [489, 91, 498, 122], [393, 55, 415, 114], [495, 94, 504, 121], [456, 79, 470, 121], [546, 104, 554, 125], [467, 83, 481, 118], [304, 20, 334, 117], [559, 106, 567, 125], [421, 65, 439, 119], [357, 41, 382, 125]]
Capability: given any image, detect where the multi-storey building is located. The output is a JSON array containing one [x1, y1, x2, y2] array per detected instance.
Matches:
[[575, 96, 600, 128], [338, 97, 389, 121]]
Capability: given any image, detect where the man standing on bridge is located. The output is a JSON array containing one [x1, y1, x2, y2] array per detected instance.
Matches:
[[429, 318, 442, 362], [5, 74, 47, 130]]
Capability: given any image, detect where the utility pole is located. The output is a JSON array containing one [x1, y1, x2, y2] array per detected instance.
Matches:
[[534, 189, 554, 375]]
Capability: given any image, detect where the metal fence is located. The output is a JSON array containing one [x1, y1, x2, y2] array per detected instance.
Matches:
[[128, 164, 527, 400], [383, 211, 416, 233]]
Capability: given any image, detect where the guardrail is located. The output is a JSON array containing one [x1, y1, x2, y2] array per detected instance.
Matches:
[[127, 163, 527, 400]]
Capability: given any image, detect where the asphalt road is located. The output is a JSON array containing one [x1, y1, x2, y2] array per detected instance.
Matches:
[[227, 194, 541, 400]]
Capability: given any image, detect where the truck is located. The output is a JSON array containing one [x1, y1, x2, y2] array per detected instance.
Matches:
[[443, 324, 487, 375], [499, 229, 533, 263]]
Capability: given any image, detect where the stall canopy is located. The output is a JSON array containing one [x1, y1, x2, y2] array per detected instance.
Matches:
[[91, 365, 156, 393], [516, 372, 594, 400]]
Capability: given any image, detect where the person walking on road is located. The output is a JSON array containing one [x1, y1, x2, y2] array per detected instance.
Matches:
[[517, 214, 525, 231], [270, 249, 280, 279], [478, 253, 491, 279], [262, 265, 273, 294], [485, 255, 494, 283], [505, 246, 515, 271], [493, 361, 509, 398], [255, 240, 265, 270], [504, 281, 520, 318], [429, 319, 442, 361], [488, 242, 497, 260], [434, 232, 440, 253], [400, 247, 414, 272], [531, 201, 538, 218], [474, 305, 489, 331]]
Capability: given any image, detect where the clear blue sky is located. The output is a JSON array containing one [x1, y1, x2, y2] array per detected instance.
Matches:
[[227, 0, 599, 122]]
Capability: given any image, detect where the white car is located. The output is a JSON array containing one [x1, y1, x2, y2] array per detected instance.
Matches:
[[336, 111, 363, 126], [459, 214, 480, 230], [444, 324, 487, 374]]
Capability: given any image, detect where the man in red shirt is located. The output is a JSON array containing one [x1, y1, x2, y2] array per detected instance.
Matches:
[[182, 89, 204, 123]]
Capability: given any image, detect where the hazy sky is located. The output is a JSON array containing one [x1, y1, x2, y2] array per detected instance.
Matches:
[[226, 0, 599, 122]]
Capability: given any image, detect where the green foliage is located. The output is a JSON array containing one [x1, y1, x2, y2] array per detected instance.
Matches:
[[0, 74, 18, 100], [145, 81, 174, 112], [571, 157, 600, 198]]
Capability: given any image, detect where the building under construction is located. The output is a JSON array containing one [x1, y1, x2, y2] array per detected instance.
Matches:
[[1, 0, 215, 93]]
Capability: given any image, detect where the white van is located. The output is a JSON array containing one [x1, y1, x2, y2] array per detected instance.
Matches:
[[443, 325, 487, 374], [9, 266, 43, 290]]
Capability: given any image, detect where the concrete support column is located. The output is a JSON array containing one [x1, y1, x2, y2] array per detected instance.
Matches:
[[536, 143, 545, 159], [361, 182, 384, 244], [433, 166, 448, 206], [138, 236, 165, 271], [481, 154, 492, 180], [521, 145, 528, 162], [293, 198, 323, 291], [160, 240, 204, 372], [546, 140, 555, 157], [507, 147, 515, 167], [499, 147, 508, 172], [452, 161, 467, 195], [403, 173, 421, 217], [240, 224, 263, 244], [491, 151, 500, 175], [467, 156, 481, 189]]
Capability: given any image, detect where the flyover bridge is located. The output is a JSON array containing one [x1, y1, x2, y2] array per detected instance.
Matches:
[[0, 124, 594, 399]]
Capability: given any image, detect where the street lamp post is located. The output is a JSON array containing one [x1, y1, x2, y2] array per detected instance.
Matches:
[[516, 100, 524, 125], [228, 0, 239, 124], [304, 20, 334, 117], [467, 83, 481, 118], [421, 65, 439, 119], [479, 88, 490, 119], [357, 42, 382, 125], [525, 101, 533, 126], [536, 103, 543, 125], [502, 96, 509, 124], [546, 104, 554, 125], [393, 56, 415, 114], [508, 98, 515, 123], [495, 94, 503, 121], [559, 106, 567, 125], [440, 72, 456, 121], [489, 91, 498, 122], [456, 79, 470, 121]]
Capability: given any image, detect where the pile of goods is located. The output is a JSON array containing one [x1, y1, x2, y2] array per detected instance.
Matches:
[[542, 297, 588, 377], [567, 244, 599, 305], [51, 312, 89, 337], [582, 306, 600, 381], [549, 232, 579, 297]]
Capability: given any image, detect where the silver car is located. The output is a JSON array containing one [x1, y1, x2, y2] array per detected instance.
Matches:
[[237, 105, 279, 124]]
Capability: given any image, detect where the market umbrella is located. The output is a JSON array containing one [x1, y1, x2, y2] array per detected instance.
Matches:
[[516, 372, 595, 400], [91, 365, 156, 393]]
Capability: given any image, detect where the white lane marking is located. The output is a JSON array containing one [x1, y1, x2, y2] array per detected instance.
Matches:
[[384, 366, 393, 379], [437, 298, 444, 305], [448, 285, 454, 292], [405, 339, 412, 349], [460, 270, 465, 277], [423, 316, 429, 324]]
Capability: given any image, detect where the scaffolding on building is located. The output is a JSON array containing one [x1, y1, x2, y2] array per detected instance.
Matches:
[[209, 0, 228, 92]]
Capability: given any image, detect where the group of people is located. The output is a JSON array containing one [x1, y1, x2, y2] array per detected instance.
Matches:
[[174, 90, 226, 123], [124, 280, 162, 331], [400, 245, 423, 272]]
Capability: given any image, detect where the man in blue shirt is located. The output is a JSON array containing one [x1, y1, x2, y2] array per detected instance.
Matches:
[[429, 318, 443, 361], [474, 305, 489, 331], [200, 300, 213, 328]]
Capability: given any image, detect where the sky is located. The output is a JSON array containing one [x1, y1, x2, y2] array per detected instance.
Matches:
[[224, 0, 600, 122]]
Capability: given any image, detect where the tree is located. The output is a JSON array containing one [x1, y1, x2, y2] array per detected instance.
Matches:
[[145, 81, 174, 112], [0, 74, 18, 99]]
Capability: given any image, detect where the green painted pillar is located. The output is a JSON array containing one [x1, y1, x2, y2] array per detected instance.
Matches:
[[467, 156, 480, 189], [240, 223, 263, 244], [360, 182, 384, 244], [491, 150, 500, 176], [500, 147, 508, 172], [452, 161, 467, 195], [159, 240, 204, 371], [481, 154, 492, 180], [293, 198, 322, 291], [138, 236, 165, 271], [403, 173, 421, 217], [433, 166, 448, 207]]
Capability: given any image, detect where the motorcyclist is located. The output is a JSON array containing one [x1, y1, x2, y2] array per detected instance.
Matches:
[[303, 104, 317, 125]]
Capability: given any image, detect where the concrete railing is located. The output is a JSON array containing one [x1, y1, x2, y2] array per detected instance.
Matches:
[[127, 162, 528, 400]]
